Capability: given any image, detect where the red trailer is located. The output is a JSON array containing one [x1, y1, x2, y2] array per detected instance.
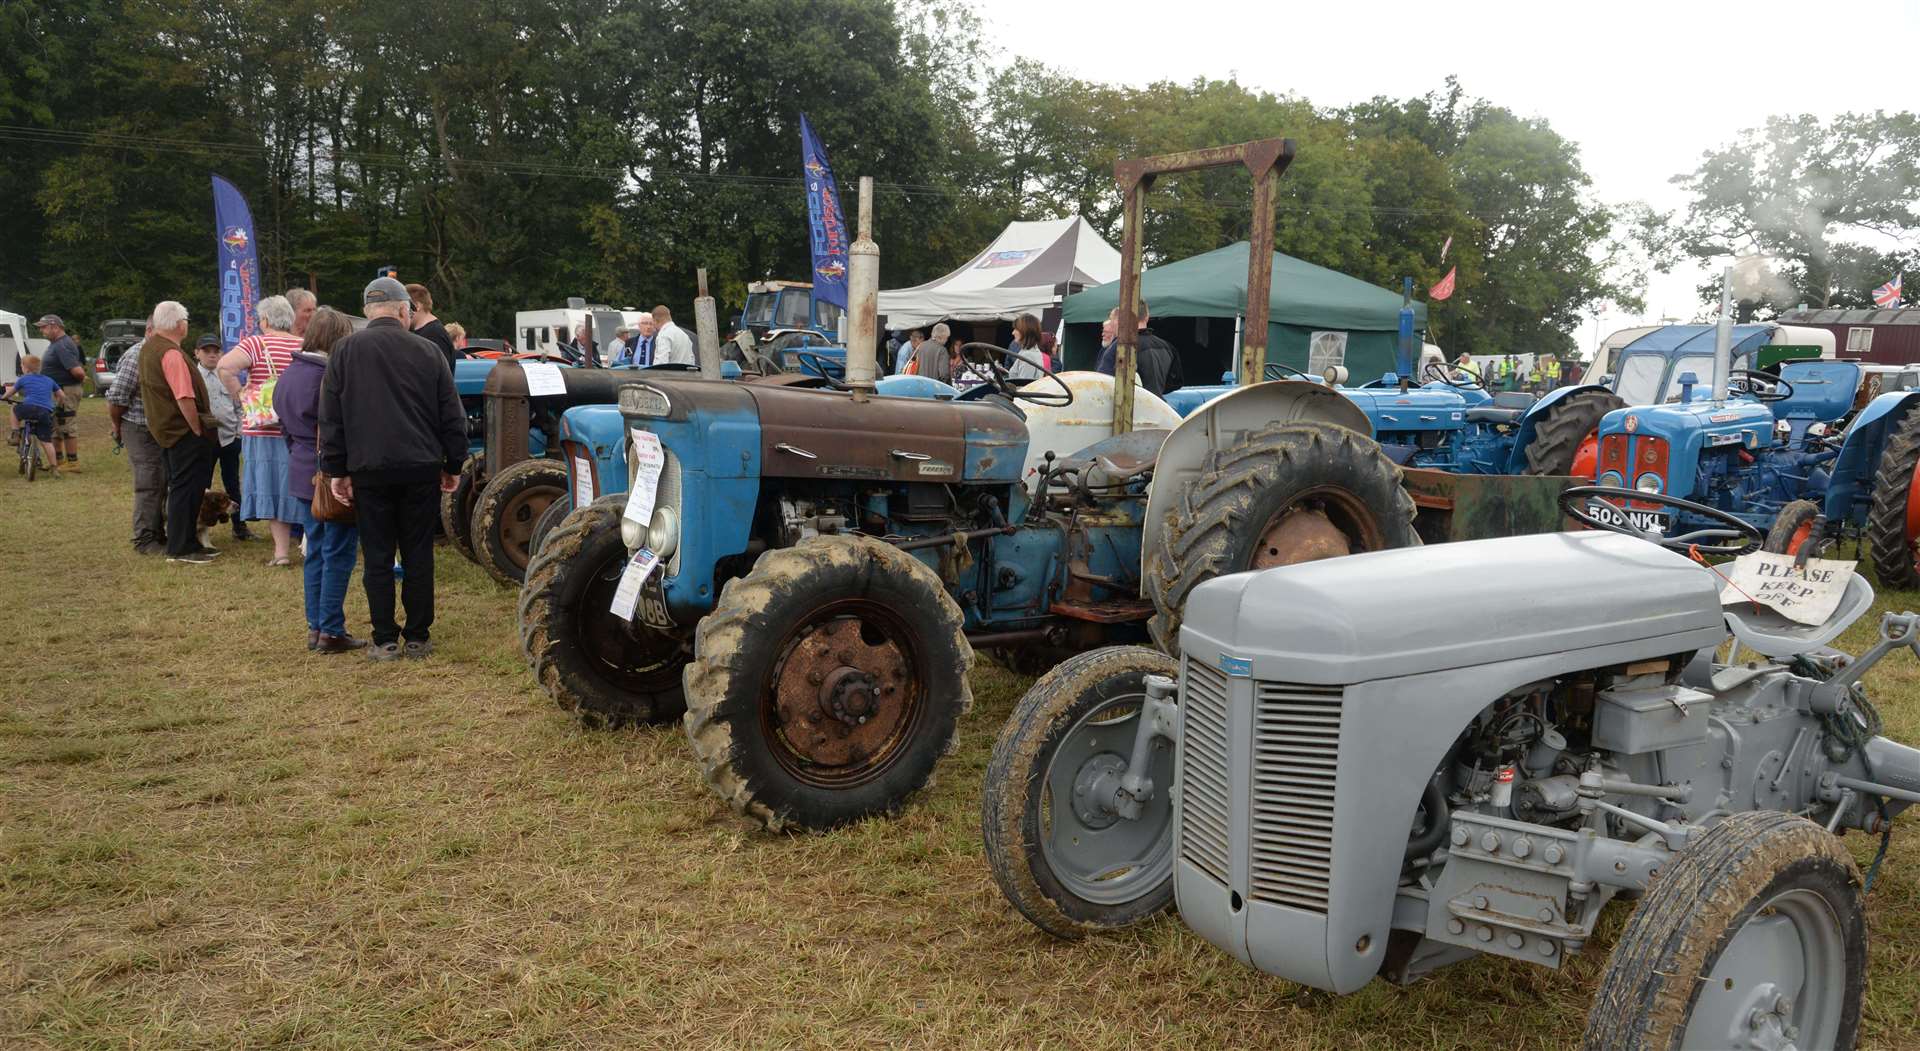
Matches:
[[1779, 307, 1920, 366]]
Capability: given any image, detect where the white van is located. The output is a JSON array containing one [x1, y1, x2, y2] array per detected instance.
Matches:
[[0, 309, 48, 384], [515, 302, 654, 360]]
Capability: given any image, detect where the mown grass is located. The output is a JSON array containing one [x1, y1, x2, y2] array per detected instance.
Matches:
[[4, 406, 1920, 1049]]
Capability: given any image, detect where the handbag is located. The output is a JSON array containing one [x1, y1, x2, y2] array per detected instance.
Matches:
[[309, 437, 355, 523], [240, 342, 282, 430]]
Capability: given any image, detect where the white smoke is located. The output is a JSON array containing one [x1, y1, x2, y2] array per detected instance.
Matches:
[[1727, 254, 1800, 306]]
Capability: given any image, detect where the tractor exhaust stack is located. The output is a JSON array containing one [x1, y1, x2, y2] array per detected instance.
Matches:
[[695, 268, 723, 379], [1712, 265, 1733, 406], [845, 175, 880, 399]]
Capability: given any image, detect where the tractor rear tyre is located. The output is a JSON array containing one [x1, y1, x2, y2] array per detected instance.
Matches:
[[1867, 409, 1920, 589], [442, 454, 485, 563], [1522, 389, 1626, 476], [1764, 499, 1821, 557], [529, 491, 574, 559], [472, 458, 570, 586], [982, 646, 1180, 939], [683, 535, 973, 831], [1584, 811, 1863, 1051], [518, 495, 687, 728], [1145, 422, 1419, 656]]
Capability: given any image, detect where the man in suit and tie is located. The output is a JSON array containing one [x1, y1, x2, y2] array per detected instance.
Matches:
[[615, 315, 658, 367]]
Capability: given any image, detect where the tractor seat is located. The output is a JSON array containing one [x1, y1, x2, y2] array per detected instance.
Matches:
[[1049, 429, 1168, 489], [1462, 391, 1539, 426], [1722, 572, 1875, 658]]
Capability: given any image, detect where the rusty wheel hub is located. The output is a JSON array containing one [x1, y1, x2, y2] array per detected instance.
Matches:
[[773, 615, 912, 772], [1251, 506, 1353, 569]]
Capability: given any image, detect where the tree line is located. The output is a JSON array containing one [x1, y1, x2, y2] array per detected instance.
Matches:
[[3, 0, 1914, 356]]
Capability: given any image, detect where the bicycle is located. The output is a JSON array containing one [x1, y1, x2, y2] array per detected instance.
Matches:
[[3, 392, 55, 481]]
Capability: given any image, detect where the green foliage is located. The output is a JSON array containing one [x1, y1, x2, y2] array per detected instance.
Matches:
[[1671, 111, 1920, 315], [5, 3, 1628, 360]]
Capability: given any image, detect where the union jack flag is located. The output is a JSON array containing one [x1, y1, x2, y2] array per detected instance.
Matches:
[[1874, 274, 1903, 308]]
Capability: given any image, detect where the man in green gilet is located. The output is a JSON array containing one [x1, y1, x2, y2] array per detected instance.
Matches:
[[138, 300, 221, 564]]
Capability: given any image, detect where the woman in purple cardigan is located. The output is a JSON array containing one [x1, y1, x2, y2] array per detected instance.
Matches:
[[273, 308, 366, 654]]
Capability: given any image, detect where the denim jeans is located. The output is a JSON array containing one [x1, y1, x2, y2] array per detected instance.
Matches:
[[303, 519, 360, 636]]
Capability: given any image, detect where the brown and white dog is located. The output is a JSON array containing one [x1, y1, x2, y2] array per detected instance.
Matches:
[[196, 491, 236, 551]]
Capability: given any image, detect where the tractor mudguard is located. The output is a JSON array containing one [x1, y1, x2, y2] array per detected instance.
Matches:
[[1825, 390, 1920, 524], [1140, 380, 1373, 582], [556, 405, 629, 502], [1503, 383, 1611, 474]]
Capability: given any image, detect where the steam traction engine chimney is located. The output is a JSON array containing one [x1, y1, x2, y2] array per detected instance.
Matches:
[[844, 175, 880, 399]]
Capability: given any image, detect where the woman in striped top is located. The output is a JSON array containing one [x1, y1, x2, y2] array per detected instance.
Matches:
[[215, 295, 306, 565]]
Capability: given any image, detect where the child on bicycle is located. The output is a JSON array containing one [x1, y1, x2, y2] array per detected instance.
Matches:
[[5, 355, 65, 477]]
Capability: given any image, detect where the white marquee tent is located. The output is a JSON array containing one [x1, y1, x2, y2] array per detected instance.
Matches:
[[877, 216, 1120, 329]]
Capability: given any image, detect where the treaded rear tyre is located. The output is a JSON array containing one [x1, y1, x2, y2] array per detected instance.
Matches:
[[442, 453, 485, 563], [1583, 811, 1864, 1051], [1522, 388, 1625, 475], [982, 646, 1179, 939], [472, 457, 570, 586], [683, 535, 972, 831], [518, 495, 687, 728], [1145, 422, 1418, 656], [1867, 409, 1920, 589], [529, 491, 574, 559]]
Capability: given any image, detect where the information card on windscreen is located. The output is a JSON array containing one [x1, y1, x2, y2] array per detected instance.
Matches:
[[1718, 553, 1857, 626], [520, 362, 567, 397], [623, 430, 665, 526]]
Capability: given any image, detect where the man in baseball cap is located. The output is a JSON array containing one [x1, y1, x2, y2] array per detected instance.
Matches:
[[34, 313, 87, 469], [318, 274, 467, 660]]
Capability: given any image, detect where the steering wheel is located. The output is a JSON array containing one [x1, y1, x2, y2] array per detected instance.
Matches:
[[958, 342, 1073, 406], [1728, 369, 1794, 403], [1262, 361, 1312, 382], [1559, 485, 1762, 558], [1425, 361, 1484, 389], [791, 350, 850, 390]]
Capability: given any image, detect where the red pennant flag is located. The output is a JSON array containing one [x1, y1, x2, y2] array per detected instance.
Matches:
[[1430, 266, 1457, 301]]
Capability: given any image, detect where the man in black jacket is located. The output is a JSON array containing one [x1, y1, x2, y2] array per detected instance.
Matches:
[[319, 277, 468, 661]]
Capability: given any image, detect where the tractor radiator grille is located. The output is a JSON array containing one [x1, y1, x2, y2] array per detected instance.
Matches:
[[1248, 681, 1344, 913], [1177, 658, 1232, 886]]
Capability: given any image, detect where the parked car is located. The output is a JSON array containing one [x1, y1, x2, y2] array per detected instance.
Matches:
[[92, 318, 145, 395]]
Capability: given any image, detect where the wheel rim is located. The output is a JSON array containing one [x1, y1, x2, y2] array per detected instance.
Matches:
[[1904, 456, 1920, 573], [499, 486, 560, 568], [1248, 486, 1384, 570], [1786, 520, 1813, 557], [762, 599, 925, 788], [1570, 431, 1600, 479], [1038, 692, 1175, 905], [579, 551, 683, 691], [1682, 887, 1847, 1051]]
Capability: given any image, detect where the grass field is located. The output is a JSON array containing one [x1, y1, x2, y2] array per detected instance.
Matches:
[[5, 406, 1920, 1049]]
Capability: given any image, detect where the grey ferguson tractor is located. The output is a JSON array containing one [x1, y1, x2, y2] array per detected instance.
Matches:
[[982, 483, 1918, 1049]]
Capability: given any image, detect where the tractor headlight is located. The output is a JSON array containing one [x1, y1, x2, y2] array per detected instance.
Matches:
[[1600, 470, 1624, 488], [620, 516, 644, 550], [1635, 473, 1664, 494], [618, 384, 671, 417], [646, 506, 679, 560]]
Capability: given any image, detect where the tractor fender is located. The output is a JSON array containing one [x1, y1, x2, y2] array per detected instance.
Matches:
[[556, 405, 630, 501], [1141, 380, 1374, 580], [1824, 390, 1920, 524], [1504, 383, 1612, 473]]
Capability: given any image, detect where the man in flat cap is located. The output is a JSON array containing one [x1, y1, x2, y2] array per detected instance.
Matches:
[[317, 277, 468, 661], [34, 314, 87, 470]]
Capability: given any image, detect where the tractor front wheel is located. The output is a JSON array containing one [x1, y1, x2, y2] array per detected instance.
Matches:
[[1583, 811, 1864, 1051], [518, 495, 687, 728], [1145, 422, 1419, 656], [683, 535, 972, 831], [1764, 499, 1821, 557], [1523, 389, 1626, 476], [472, 457, 570, 586], [982, 646, 1180, 938], [442, 453, 486, 563], [1867, 409, 1920, 589]]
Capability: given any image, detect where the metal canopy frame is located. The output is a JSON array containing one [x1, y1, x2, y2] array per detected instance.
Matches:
[[1109, 137, 1296, 433]]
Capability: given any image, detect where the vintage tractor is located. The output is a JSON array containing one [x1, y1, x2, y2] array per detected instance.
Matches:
[[982, 487, 1916, 1048]]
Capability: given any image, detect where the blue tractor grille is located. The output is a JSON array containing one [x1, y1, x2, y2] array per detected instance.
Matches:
[[1177, 657, 1232, 886], [1249, 682, 1344, 913]]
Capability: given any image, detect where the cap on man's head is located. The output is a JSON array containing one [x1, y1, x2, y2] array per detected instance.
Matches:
[[363, 276, 410, 307], [33, 314, 63, 328], [195, 333, 221, 349]]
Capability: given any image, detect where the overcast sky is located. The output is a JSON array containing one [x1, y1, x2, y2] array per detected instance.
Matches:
[[969, 0, 1920, 350]]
